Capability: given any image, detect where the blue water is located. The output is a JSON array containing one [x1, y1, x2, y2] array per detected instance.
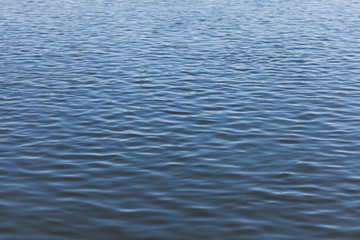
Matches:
[[1, 0, 360, 239]]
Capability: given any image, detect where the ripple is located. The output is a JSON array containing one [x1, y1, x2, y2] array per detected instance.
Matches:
[[1, 0, 360, 239]]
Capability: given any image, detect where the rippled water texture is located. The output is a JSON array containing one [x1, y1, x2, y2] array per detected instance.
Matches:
[[1, 0, 360, 239]]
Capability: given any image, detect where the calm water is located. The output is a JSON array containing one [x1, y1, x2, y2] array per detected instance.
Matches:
[[1, 0, 360, 239]]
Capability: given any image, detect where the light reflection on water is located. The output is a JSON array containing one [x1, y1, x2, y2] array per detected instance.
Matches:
[[1, 0, 360, 239]]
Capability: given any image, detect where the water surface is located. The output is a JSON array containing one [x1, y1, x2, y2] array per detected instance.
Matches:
[[1, 0, 360, 239]]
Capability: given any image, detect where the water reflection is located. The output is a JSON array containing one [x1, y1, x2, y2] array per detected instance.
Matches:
[[1, 0, 360, 239]]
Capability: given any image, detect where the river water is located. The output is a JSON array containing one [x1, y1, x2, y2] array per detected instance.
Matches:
[[1, 0, 360, 239]]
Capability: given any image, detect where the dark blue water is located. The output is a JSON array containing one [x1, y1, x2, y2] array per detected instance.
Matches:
[[1, 0, 360, 239]]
